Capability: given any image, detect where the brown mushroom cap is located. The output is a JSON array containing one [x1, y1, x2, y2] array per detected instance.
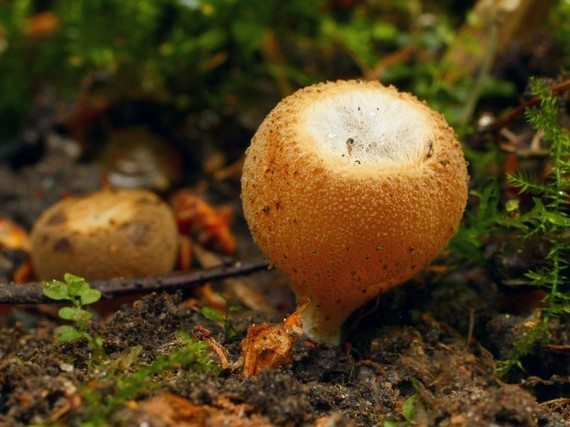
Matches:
[[241, 80, 468, 344], [30, 188, 179, 281]]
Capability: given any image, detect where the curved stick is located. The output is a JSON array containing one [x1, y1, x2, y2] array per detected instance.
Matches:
[[485, 79, 570, 133], [0, 260, 270, 304]]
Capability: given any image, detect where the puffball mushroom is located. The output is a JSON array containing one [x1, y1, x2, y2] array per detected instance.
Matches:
[[30, 188, 179, 280], [241, 80, 468, 345]]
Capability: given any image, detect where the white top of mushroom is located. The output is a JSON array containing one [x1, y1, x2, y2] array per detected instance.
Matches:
[[64, 194, 139, 232], [302, 87, 433, 169]]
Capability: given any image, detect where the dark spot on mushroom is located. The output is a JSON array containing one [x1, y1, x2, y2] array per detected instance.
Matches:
[[346, 138, 354, 155], [53, 238, 73, 253], [426, 140, 434, 158], [262, 206, 270, 214], [46, 211, 67, 226], [409, 246, 415, 252], [136, 196, 160, 206], [120, 221, 151, 246]]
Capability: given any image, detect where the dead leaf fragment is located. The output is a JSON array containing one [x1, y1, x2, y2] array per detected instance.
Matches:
[[241, 310, 304, 377], [0, 218, 30, 252], [193, 244, 275, 314], [25, 11, 59, 39], [192, 325, 233, 371], [140, 393, 273, 427], [171, 189, 236, 254]]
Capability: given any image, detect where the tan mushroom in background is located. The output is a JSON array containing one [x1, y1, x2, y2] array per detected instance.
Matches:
[[30, 188, 179, 281], [241, 80, 469, 345]]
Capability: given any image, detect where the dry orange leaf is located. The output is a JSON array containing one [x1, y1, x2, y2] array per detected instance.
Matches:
[[178, 234, 193, 271], [171, 189, 236, 255], [241, 309, 304, 377], [140, 393, 273, 427], [0, 218, 30, 252], [25, 11, 59, 39]]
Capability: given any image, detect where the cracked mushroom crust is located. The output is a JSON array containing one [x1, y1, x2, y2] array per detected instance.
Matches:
[[241, 80, 469, 344], [30, 188, 179, 280]]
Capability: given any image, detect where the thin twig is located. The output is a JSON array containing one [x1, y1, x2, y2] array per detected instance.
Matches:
[[484, 79, 570, 133], [0, 259, 270, 304]]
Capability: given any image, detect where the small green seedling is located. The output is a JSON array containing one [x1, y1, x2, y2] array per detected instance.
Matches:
[[81, 332, 217, 425], [383, 391, 426, 426], [42, 273, 105, 363], [200, 295, 241, 341], [402, 394, 422, 422]]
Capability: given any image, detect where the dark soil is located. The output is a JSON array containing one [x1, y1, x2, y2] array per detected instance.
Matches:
[[0, 126, 569, 427]]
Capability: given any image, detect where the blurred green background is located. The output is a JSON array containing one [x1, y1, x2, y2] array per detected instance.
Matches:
[[1, 0, 567, 141]]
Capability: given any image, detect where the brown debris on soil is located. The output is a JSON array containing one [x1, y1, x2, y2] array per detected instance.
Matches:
[[1, 281, 568, 426]]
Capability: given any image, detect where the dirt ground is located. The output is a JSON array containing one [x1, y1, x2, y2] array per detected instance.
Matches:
[[0, 124, 569, 426]]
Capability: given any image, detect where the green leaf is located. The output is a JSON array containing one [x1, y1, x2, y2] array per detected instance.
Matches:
[[59, 307, 92, 322], [231, 20, 266, 57], [67, 279, 90, 297], [68, 282, 90, 297], [54, 325, 83, 341], [544, 211, 570, 227], [200, 306, 225, 323], [505, 199, 519, 213], [64, 273, 85, 284], [42, 280, 70, 301], [91, 335, 104, 351], [58, 306, 80, 321], [75, 308, 93, 323], [81, 288, 102, 305], [402, 394, 418, 422]]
